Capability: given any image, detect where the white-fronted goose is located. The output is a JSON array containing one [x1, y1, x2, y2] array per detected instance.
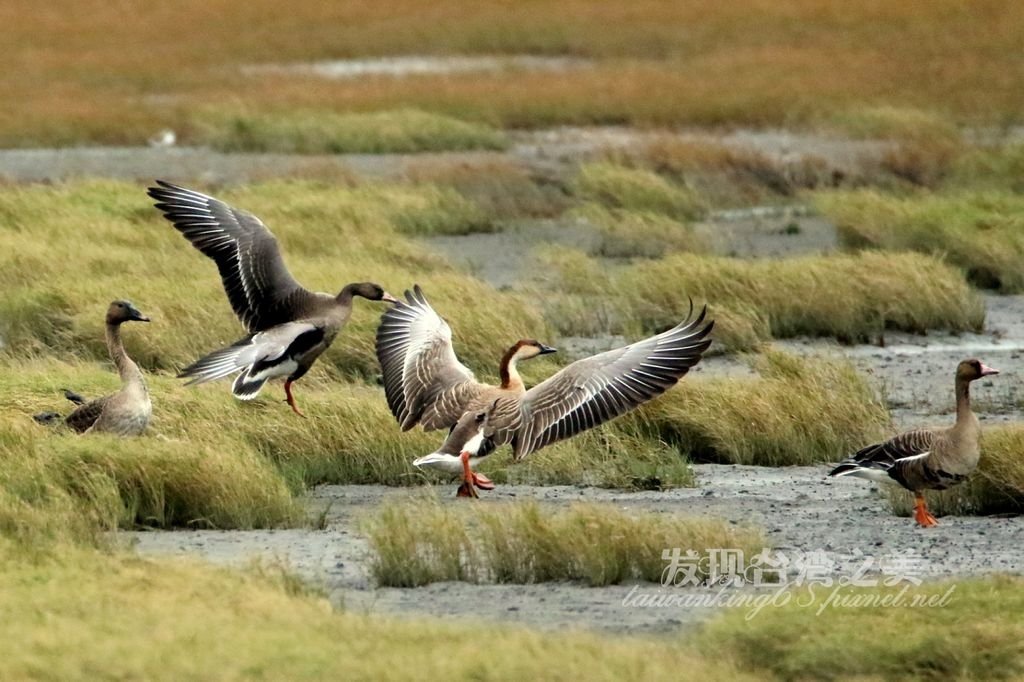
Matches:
[[34, 301, 152, 435], [829, 358, 998, 527], [376, 285, 714, 497], [147, 181, 398, 415]]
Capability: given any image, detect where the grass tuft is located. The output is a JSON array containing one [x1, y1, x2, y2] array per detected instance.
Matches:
[[571, 204, 707, 259], [636, 351, 890, 466], [195, 108, 508, 154], [545, 248, 984, 347], [365, 496, 764, 587], [573, 162, 707, 221], [818, 190, 1024, 292]]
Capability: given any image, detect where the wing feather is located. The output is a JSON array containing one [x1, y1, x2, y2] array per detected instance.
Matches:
[[147, 181, 316, 332], [513, 304, 713, 459], [375, 285, 480, 430]]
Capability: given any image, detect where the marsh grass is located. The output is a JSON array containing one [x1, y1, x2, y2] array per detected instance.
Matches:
[[194, 108, 508, 154], [573, 162, 707, 221], [365, 496, 763, 587], [604, 137, 838, 205], [818, 190, 1024, 292], [544, 248, 984, 346], [0, 180, 545, 375], [700, 575, 1024, 681], [638, 351, 889, 466], [571, 204, 707, 259], [405, 157, 571, 220], [0, 541, 753, 682], [887, 425, 1024, 518]]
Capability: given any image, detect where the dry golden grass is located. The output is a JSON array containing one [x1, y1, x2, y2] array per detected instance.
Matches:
[[4, 2, 1024, 144], [365, 496, 764, 587]]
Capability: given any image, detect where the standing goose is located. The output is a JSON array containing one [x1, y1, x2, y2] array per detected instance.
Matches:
[[376, 285, 714, 497], [34, 301, 152, 435], [147, 181, 398, 415], [829, 358, 998, 527]]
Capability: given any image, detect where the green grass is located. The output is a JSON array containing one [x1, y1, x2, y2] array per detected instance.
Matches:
[[700, 575, 1024, 681], [887, 425, 1024, 518], [0, 180, 545, 376], [0, 539, 755, 681], [543, 248, 985, 346], [365, 496, 763, 587], [195, 108, 508, 154], [818, 190, 1024, 292], [573, 162, 707, 221]]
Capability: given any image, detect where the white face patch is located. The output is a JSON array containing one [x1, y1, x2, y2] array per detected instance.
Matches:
[[463, 429, 485, 455]]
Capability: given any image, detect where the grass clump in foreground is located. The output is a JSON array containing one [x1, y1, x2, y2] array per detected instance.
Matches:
[[365, 496, 763, 587], [543, 248, 985, 347], [700, 575, 1024, 681], [195, 108, 508, 154], [887, 424, 1024, 519], [635, 350, 890, 466], [818, 190, 1024, 292], [0, 540, 753, 682]]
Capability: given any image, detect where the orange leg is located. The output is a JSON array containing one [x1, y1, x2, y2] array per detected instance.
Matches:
[[284, 379, 305, 417], [913, 493, 938, 527], [456, 450, 479, 499]]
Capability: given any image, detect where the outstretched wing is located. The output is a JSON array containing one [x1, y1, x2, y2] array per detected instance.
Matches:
[[376, 285, 481, 431], [148, 180, 317, 332], [512, 304, 713, 460]]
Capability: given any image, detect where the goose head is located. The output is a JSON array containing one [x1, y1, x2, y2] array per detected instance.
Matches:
[[957, 358, 999, 382], [507, 339, 558, 362], [340, 282, 398, 304], [106, 300, 150, 325]]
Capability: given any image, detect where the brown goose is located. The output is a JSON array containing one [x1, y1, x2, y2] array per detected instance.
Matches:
[[377, 285, 714, 497], [34, 301, 152, 435], [147, 181, 398, 415], [829, 358, 998, 527]]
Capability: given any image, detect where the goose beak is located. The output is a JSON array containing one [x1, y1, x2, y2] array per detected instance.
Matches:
[[129, 307, 150, 322], [381, 292, 399, 304], [980, 363, 1000, 377], [538, 343, 557, 355]]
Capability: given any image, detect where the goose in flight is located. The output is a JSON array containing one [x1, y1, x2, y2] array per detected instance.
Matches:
[[830, 358, 998, 526], [148, 181, 397, 415], [376, 285, 714, 496]]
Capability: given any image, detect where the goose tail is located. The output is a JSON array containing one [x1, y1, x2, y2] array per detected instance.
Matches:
[[177, 340, 251, 386], [231, 370, 267, 400]]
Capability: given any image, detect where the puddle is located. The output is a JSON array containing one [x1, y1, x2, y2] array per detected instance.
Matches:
[[242, 55, 591, 80]]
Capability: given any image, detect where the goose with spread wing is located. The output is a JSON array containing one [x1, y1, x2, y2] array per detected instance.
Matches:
[[148, 181, 397, 415], [376, 285, 714, 497], [829, 358, 998, 527]]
